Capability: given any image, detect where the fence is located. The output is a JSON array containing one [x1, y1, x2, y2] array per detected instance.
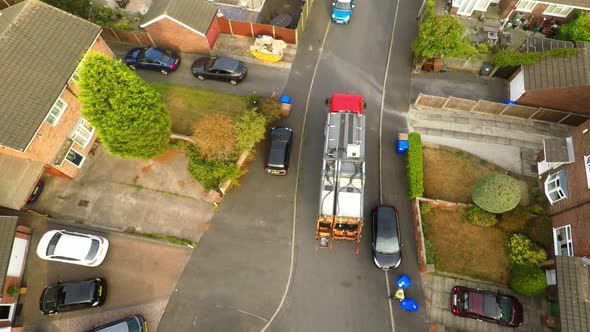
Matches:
[[414, 93, 590, 126], [100, 28, 152, 46], [0, 0, 15, 10], [216, 17, 297, 44]]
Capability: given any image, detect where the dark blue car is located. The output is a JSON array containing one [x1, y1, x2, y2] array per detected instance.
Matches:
[[331, 0, 355, 24], [125, 47, 180, 75]]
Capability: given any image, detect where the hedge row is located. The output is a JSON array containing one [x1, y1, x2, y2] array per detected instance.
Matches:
[[406, 133, 424, 199]]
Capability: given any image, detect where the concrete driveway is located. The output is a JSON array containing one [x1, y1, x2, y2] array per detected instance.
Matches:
[[13, 214, 191, 331], [411, 71, 508, 103], [28, 145, 213, 243]]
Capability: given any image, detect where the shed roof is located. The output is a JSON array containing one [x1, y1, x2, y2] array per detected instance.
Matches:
[[524, 46, 590, 91], [0, 0, 101, 151], [140, 0, 217, 36], [544, 138, 570, 163], [556, 256, 590, 332], [0, 216, 18, 292]]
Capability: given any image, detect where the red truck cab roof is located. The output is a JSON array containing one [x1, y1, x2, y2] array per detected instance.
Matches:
[[330, 93, 364, 114]]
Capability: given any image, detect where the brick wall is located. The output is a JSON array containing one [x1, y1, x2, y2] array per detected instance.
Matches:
[[144, 17, 212, 54], [551, 205, 590, 257], [517, 86, 590, 115]]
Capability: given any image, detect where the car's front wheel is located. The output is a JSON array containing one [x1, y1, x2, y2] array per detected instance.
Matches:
[[197, 75, 205, 81], [161, 69, 169, 75], [128, 64, 136, 70], [230, 79, 238, 85]]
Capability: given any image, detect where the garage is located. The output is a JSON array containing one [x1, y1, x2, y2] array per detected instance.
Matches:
[[0, 154, 44, 210]]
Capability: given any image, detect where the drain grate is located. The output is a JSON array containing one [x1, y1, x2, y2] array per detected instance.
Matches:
[[78, 200, 89, 207]]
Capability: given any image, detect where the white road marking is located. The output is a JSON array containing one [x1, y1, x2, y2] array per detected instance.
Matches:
[[238, 309, 269, 322], [260, 19, 333, 332]]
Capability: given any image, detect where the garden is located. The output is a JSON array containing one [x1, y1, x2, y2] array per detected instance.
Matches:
[[406, 133, 552, 296]]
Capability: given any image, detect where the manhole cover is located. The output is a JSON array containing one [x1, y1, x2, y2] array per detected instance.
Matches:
[[77, 200, 89, 207]]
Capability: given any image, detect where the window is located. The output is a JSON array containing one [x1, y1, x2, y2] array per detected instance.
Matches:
[[0, 304, 15, 321], [71, 118, 95, 148], [553, 225, 573, 256], [585, 155, 590, 189], [45, 98, 68, 126], [516, 0, 536, 12], [543, 4, 573, 17], [72, 67, 82, 82], [544, 170, 568, 203], [65, 148, 85, 167]]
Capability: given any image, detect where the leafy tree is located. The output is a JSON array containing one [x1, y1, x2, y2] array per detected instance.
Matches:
[[193, 115, 236, 161], [557, 10, 590, 42], [406, 133, 424, 199], [472, 173, 521, 213], [509, 264, 547, 296], [413, 15, 477, 67], [463, 206, 497, 227], [187, 146, 242, 190], [508, 233, 547, 266], [42, 0, 92, 18], [235, 109, 267, 152], [78, 52, 171, 160]]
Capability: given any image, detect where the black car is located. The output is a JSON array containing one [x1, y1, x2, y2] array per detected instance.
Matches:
[[40, 278, 106, 315], [191, 56, 247, 85], [451, 286, 524, 327], [372, 205, 401, 270], [125, 47, 180, 75], [87, 314, 147, 332], [264, 127, 293, 175]]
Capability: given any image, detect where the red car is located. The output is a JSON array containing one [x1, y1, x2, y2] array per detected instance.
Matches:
[[450, 286, 523, 328]]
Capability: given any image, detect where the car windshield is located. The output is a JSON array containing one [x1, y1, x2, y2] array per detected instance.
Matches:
[[465, 292, 512, 322], [498, 296, 513, 322], [85, 239, 100, 260], [375, 235, 399, 254], [268, 142, 287, 168], [334, 0, 351, 10], [46, 233, 62, 256], [42, 287, 60, 312], [126, 318, 142, 332], [205, 58, 217, 71]]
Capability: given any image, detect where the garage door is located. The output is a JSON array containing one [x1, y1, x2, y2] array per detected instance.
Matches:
[[0, 154, 45, 210]]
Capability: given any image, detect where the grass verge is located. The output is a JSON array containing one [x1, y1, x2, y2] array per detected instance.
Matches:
[[138, 232, 197, 247]]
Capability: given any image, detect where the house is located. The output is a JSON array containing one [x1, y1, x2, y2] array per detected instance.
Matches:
[[0, 216, 32, 329], [538, 119, 590, 331], [140, 0, 220, 53], [508, 39, 590, 116], [0, 0, 114, 208], [452, 0, 590, 19]]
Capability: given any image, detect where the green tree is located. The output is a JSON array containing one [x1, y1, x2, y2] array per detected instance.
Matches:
[[557, 10, 590, 42], [413, 15, 477, 69], [235, 109, 267, 152], [472, 173, 521, 213], [509, 264, 547, 296], [78, 52, 171, 160]]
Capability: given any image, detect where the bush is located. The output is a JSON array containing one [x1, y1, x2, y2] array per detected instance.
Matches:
[[406, 133, 424, 199], [508, 233, 547, 266], [557, 10, 590, 42], [528, 204, 545, 216], [472, 173, 521, 213], [193, 115, 236, 161], [187, 146, 243, 190], [464, 206, 498, 227], [509, 264, 547, 296], [7, 285, 20, 297], [258, 98, 282, 124], [234, 109, 267, 152], [413, 15, 477, 60], [491, 48, 577, 68], [246, 91, 259, 108], [420, 201, 433, 217]]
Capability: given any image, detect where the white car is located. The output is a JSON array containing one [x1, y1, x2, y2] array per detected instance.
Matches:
[[36, 230, 109, 267]]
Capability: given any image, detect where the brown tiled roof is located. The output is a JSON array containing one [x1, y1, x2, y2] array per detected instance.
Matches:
[[141, 0, 217, 35], [0, 216, 18, 292], [557, 256, 590, 332], [0, 0, 100, 151], [524, 49, 590, 91]]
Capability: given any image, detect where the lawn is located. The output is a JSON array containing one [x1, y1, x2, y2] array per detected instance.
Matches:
[[152, 83, 248, 136]]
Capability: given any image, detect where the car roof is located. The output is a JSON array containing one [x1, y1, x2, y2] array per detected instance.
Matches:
[[466, 291, 502, 319], [93, 315, 143, 332], [144, 47, 164, 60], [54, 232, 93, 259], [212, 57, 240, 71], [60, 280, 96, 304], [376, 206, 398, 239]]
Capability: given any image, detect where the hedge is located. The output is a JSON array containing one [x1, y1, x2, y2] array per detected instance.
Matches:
[[406, 133, 424, 199], [509, 264, 547, 296], [187, 146, 243, 190], [472, 173, 521, 213]]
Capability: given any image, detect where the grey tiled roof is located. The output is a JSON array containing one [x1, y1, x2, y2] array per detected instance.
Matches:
[[544, 138, 569, 162], [0, 216, 18, 292], [141, 0, 217, 35], [556, 256, 590, 332], [0, 0, 101, 151], [524, 48, 590, 91]]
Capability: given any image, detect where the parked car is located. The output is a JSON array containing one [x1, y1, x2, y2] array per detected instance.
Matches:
[[191, 56, 247, 85], [450, 286, 524, 327], [27, 179, 44, 203], [371, 205, 401, 270], [125, 47, 180, 75], [264, 127, 293, 175], [331, 0, 355, 24], [40, 278, 106, 315], [36, 230, 109, 267], [87, 314, 147, 332]]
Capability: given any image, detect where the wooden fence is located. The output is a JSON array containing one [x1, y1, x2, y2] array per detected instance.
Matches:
[[415, 93, 590, 126], [100, 28, 152, 46], [216, 17, 296, 44]]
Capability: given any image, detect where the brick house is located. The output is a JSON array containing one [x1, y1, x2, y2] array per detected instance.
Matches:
[[140, 0, 220, 53], [452, 0, 590, 21], [0, 1, 114, 182], [537, 119, 590, 331], [508, 41, 590, 115]]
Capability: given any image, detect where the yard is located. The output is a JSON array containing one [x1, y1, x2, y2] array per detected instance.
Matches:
[[421, 146, 553, 285], [152, 83, 248, 136]]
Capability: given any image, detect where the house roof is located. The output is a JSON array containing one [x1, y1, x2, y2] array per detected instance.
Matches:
[[544, 138, 570, 162], [0, 216, 18, 292], [556, 256, 590, 332], [524, 48, 590, 91], [140, 0, 217, 36], [0, 0, 101, 152]]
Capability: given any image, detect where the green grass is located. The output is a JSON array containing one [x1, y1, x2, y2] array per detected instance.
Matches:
[[152, 83, 248, 136], [138, 231, 196, 247]]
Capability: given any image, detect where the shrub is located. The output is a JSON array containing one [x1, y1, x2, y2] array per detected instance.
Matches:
[[413, 15, 477, 60], [7, 285, 20, 297], [187, 146, 243, 190], [508, 233, 547, 266], [509, 264, 547, 296], [420, 201, 433, 217], [472, 173, 521, 213], [234, 109, 267, 152], [464, 206, 498, 227], [557, 10, 590, 42], [528, 204, 545, 216], [193, 115, 236, 161], [406, 133, 424, 199], [246, 91, 259, 108], [258, 98, 282, 124], [491, 48, 577, 68]]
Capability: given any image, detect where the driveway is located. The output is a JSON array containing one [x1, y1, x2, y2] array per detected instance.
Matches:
[[28, 145, 214, 243], [411, 71, 508, 103], [10, 213, 191, 331]]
